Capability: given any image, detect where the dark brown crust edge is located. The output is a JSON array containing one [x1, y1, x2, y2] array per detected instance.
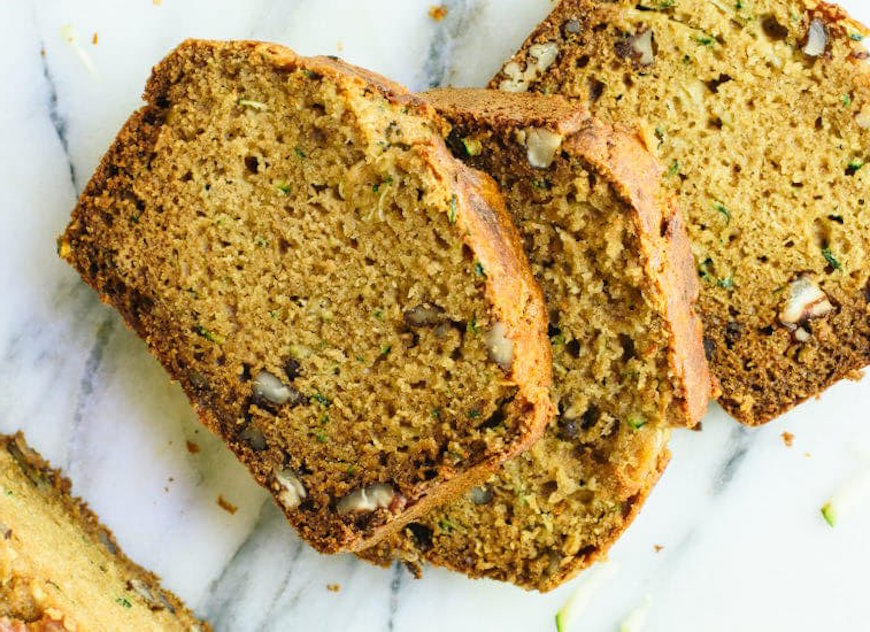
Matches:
[[357, 446, 672, 592], [354, 88, 704, 590], [421, 88, 712, 427], [539, 446, 672, 591], [59, 40, 553, 553], [566, 116, 713, 427], [487, 0, 868, 426], [0, 433, 208, 628]]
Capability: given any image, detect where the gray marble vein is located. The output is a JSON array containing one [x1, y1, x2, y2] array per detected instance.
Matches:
[[38, 39, 78, 193], [2, 1, 870, 631], [423, 0, 471, 88], [712, 425, 753, 493], [386, 561, 405, 632], [66, 315, 115, 470]]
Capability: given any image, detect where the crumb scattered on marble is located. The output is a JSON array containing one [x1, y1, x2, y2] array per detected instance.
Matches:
[[428, 5, 448, 21], [336, 41, 344, 52], [153, 0, 163, 5], [91, 32, 98, 45], [217, 495, 238, 515], [690, 421, 703, 432], [804, 451, 812, 458], [186, 440, 200, 454], [781, 432, 794, 447], [326, 583, 341, 592], [653, 544, 663, 553]]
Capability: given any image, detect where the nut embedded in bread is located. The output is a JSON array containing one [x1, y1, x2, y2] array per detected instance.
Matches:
[[0, 433, 207, 630], [358, 88, 711, 592], [491, 0, 870, 425], [58, 40, 553, 553]]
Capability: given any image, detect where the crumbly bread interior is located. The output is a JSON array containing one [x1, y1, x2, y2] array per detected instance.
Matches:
[[492, 0, 870, 424], [61, 42, 551, 553], [361, 89, 710, 591], [0, 434, 206, 630]]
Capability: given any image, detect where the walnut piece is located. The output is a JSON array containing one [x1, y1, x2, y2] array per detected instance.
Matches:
[[403, 304, 445, 327], [631, 29, 655, 65], [803, 19, 827, 57], [523, 128, 564, 169], [499, 42, 559, 92], [779, 276, 834, 340], [273, 468, 307, 509], [253, 370, 294, 405], [485, 321, 514, 370], [336, 483, 402, 514]]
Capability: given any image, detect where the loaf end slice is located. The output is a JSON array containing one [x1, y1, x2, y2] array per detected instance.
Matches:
[[0, 433, 207, 630], [59, 40, 553, 553], [491, 0, 870, 424], [359, 88, 710, 591]]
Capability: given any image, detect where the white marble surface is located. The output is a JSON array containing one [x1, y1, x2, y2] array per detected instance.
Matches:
[[1, 1, 869, 630]]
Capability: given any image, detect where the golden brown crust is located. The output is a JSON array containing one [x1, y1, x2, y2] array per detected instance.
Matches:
[[422, 87, 589, 133], [0, 433, 207, 630], [60, 40, 553, 553], [356, 88, 706, 591], [358, 443, 672, 592], [564, 118, 713, 426], [491, 0, 870, 425], [145, 41, 448, 137], [424, 88, 712, 427], [452, 164, 554, 445], [538, 446, 671, 591]]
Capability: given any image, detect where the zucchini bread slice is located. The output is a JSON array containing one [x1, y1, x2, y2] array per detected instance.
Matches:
[[0, 433, 206, 630], [59, 40, 553, 553], [491, 0, 870, 425], [359, 89, 711, 591]]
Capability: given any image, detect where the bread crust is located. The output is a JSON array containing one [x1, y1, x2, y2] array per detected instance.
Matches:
[[423, 88, 712, 427], [356, 88, 707, 591], [491, 0, 870, 425], [0, 433, 206, 630], [539, 445, 671, 591], [59, 41, 553, 553]]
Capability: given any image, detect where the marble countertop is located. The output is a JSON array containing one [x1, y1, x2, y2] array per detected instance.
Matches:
[[2, 1, 870, 630]]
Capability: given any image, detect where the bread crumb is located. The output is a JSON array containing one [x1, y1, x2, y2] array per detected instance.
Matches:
[[186, 440, 200, 454], [91, 32, 98, 45], [326, 583, 341, 592], [781, 432, 794, 447], [217, 495, 238, 515], [153, 0, 163, 5], [653, 544, 663, 553], [428, 5, 448, 21], [846, 369, 865, 382], [336, 41, 344, 52], [689, 421, 703, 432], [804, 451, 812, 458]]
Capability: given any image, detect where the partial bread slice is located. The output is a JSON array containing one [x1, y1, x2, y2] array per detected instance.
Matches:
[[492, 0, 870, 424], [359, 89, 710, 591], [0, 433, 206, 630], [59, 41, 553, 553]]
